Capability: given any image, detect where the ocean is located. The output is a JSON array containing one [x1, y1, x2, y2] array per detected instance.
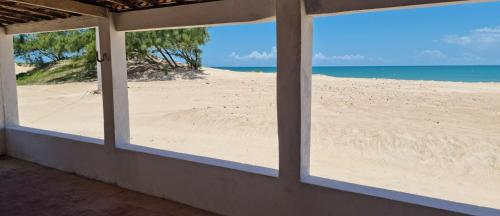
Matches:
[[214, 66, 500, 83]]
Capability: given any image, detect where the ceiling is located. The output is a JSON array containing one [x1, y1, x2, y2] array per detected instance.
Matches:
[[0, 0, 79, 26], [76, 0, 219, 12], [0, 0, 218, 27]]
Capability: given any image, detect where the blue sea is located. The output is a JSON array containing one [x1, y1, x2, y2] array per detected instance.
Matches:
[[214, 66, 500, 83]]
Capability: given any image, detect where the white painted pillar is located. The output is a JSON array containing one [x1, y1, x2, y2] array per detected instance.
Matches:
[[0, 29, 20, 155], [97, 15, 130, 152], [96, 27, 103, 92], [276, 0, 313, 184]]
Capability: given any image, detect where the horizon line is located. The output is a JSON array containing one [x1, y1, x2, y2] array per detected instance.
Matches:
[[210, 64, 500, 68]]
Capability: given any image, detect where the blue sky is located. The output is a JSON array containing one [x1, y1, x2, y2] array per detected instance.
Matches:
[[201, 1, 500, 67]]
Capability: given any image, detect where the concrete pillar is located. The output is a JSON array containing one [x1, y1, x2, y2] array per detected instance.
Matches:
[[276, 0, 312, 184], [97, 15, 130, 153], [96, 27, 103, 92], [0, 29, 20, 155]]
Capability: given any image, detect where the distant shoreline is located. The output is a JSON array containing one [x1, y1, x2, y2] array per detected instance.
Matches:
[[213, 65, 500, 83]]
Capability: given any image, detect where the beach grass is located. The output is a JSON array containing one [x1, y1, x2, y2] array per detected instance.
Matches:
[[16, 58, 95, 85]]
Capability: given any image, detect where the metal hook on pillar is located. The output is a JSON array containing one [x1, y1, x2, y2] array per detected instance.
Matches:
[[96, 50, 107, 63]]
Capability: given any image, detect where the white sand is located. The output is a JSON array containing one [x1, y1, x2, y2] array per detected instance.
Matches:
[[15, 65, 34, 74], [16, 68, 500, 209]]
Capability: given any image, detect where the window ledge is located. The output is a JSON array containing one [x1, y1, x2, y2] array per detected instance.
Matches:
[[302, 175, 500, 216], [117, 143, 279, 177], [6, 125, 104, 146]]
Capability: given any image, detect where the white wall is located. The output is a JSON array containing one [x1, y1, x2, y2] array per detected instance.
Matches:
[[0, 29, 18, 155], [6, 129, 474, 216]]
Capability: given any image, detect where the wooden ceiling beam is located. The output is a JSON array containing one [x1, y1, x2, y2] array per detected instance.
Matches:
[[5, 15, 100, 34], [0, 14, 26, 23], [12, 0, 108, 17], [155, 0, 177, 4], [146, 0, 159, 5], [0, 2, 67, 19], [88, 0, 217, 12], [0, 7, 47, 20], [0, 17, 16, 25], [96, 0, 131, 11], [0, 10, 40, 22], [116, 0, 144, 8]]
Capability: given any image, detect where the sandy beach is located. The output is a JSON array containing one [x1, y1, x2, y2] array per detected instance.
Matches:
[[16, 68, 500, 209]]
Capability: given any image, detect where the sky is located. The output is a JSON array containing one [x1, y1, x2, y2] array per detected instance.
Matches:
[[201, 1, 500, 67]]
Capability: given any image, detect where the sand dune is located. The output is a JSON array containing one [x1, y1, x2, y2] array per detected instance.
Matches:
[[15, 65, 34, 74], [16, 68, 500, 209]]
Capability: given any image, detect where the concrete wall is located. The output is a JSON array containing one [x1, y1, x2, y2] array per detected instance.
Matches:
[[0, 29, 7, 155], [6, 128, 467, 216], [0, 130, 4, 155], [0, 29, 18, 156]]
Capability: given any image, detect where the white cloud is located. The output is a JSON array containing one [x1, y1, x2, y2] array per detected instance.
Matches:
[[476, 26, 500, 33], [443, 25, 500, 48], [443, 35, 472, 45], [313, 52, 328, 60], [229, 47, 277, 60], [314, 53, 370, 62], [420, 49, 446, 58], [332, 54, 365, 61], [462, 53, 487, 63]]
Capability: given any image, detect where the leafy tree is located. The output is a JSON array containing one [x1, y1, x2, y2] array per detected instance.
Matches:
[[126, 31, 173, 68], [78, 29, 97, 70], [14, 29, 95, 67], [126, 28, 209, 70], [169, 28, 209, 70], [14, 27, 209, 79]]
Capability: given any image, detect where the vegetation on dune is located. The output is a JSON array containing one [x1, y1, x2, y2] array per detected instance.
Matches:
[[16, 58, 94, 85], [15, 27, 209, 84], [126, 28, 209, 71]]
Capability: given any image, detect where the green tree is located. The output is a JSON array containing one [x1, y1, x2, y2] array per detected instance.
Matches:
[[14, 29, 96, 67], [14, 27, 209, 77], [126, 28, 209, 70], [169, 28, 209, 70], [78, 28, 97, 70]]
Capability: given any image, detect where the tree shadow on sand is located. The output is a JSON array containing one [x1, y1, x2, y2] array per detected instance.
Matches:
[[127, 61, 207, 82]]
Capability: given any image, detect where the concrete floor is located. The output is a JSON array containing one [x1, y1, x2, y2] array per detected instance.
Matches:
[[0, 156, 218, 216]]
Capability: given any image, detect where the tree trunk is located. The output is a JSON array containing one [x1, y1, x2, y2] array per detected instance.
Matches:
[[155, 46, 175, 69], [145, 54, 161, 66], [164, 49, 179, 68], [177, 49, 195, 69]]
